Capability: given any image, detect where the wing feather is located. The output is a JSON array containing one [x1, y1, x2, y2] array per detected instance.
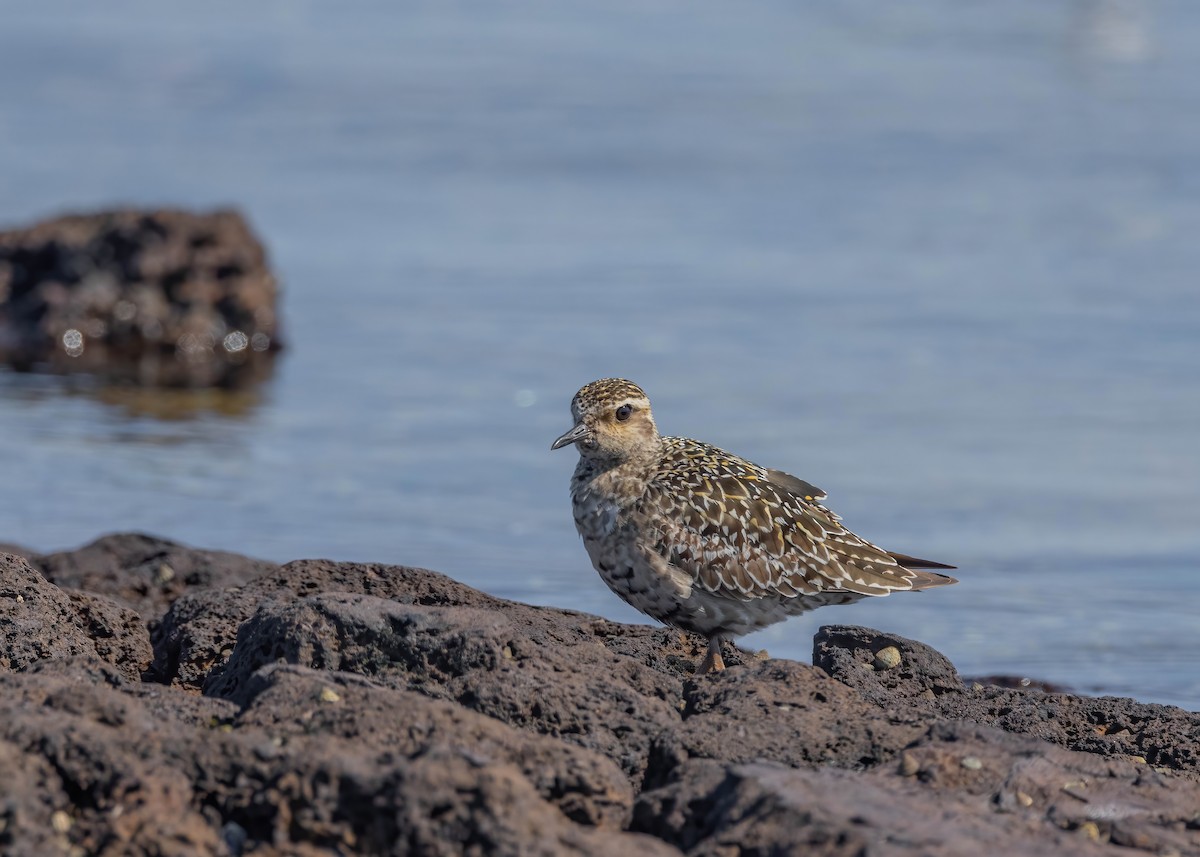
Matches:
[[642, 440, 954, 601]]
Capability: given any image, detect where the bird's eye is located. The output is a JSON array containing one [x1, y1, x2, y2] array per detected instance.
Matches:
[[615, 404, 632, 421]]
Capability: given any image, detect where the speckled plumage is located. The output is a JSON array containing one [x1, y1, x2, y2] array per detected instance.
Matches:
[[552, 378, 956, 673]]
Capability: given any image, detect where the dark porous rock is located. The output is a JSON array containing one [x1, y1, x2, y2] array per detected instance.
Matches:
[[815, 623, 1200, 781], [0, 553, 150, 680], [893, 720, 1200, 843], [5, 534, 1200, 855], [33, 531, 278, 622], [193, 584, 682, 782], [814, 624, 965, 703], [937, 685, 1200, 781], [635, 760, 881, 857], [151, 558, 513, 688], [0, 207, 281, 388], [232, 664, 635, 828], [635, 744, 1200, 857], [64, 591, 153, 680], [658, 659, 927, 785], [0, 666, 226, 855], [0, 655, 676, 856]]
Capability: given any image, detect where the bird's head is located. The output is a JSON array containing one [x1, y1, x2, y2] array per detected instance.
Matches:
[[551, 378, 659, 462]]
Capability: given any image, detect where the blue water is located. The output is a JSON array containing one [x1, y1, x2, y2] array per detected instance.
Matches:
[[1, 1, 1197, 708]]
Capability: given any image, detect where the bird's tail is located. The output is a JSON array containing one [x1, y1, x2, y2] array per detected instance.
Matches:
[[887, 551, 955, 570], [888, 552, 958, 589]]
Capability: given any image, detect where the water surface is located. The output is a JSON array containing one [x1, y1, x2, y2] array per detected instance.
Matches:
[[0, 1, 1196, 707]]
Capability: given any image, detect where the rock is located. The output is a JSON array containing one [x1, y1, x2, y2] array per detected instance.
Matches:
[[231, 664, 635, 828], [0, 654, 677, 857], [192, 585, 682, 782], [814, 624, 1200, 781], [634, 739, 1200, 857], [0, 662, 224, 856], [151, 558, 514, 687], [0, 553, 150, 680], [4, 534, 1200, 855], [814, 624, 965, 702], [656, 659, 926, 786], [937, 685, 1200, 781], [33, 532, 278, 622], [0, 207, 281, 388], [965, 674, 1072, 693]]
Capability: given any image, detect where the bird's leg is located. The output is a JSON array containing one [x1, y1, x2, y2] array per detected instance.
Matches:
[[696, 636, 726, 674]]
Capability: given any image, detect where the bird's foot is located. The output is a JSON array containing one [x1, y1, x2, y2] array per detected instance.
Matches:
[[695, 638, 726, 674]]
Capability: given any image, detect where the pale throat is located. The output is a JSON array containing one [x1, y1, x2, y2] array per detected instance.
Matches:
[[571, 441, 659, 519]]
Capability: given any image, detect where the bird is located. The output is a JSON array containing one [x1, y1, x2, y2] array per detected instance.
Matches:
[[551, 378, 956, 674]]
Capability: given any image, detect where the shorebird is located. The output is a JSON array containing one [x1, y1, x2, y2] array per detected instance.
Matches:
[[552, 378, 956, 674]]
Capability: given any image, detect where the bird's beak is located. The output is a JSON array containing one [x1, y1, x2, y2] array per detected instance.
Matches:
[[551, 422, 590, 450]]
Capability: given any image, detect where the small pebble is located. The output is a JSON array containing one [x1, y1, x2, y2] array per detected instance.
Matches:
[[1016, 791, 1033, 807], [318, 687, 341, 703], [15, 594, 23, 603], [51, 810, 72, 834], [899, 752, 920, 777], [873, 646, 902, 670], [502, 645, 514, 660], [961, 756, 983, 770], [1078, 821, 1101, 842], [156, 563, 175, 583], [1128, 755, 1147, 765]]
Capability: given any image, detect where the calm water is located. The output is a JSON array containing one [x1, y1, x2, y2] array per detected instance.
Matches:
[[1, 1, 1197, 708]]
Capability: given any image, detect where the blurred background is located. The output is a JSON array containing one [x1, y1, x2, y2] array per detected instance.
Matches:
[[1, 1, 1196, 707]]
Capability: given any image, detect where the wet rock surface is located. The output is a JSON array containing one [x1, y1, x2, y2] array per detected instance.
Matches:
[[2, 535, 1198, 856], [0, 207, 281, 388]]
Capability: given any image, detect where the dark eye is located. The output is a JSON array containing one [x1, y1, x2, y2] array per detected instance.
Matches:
[[615, 404, 632, 421]]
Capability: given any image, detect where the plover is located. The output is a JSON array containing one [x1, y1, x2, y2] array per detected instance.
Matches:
[[552, 378, 956, 674]]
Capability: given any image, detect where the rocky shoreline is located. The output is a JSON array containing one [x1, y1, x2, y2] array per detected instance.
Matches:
[[2, 533, 1197, 856]]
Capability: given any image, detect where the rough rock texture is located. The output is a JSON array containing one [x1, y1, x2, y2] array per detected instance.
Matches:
[[3, 536, 1200, 856], [0, 207, 281, 388], [816, 624, 1200, 782], [0, 553, 150, 680], [33, 532, 278, 621], [232, 665, 635, 829]]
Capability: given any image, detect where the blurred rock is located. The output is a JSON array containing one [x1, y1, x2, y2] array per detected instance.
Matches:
[[0, 207, 282, 388], [2, 535, 1199, 855], [965, 673, 1073, 693]]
